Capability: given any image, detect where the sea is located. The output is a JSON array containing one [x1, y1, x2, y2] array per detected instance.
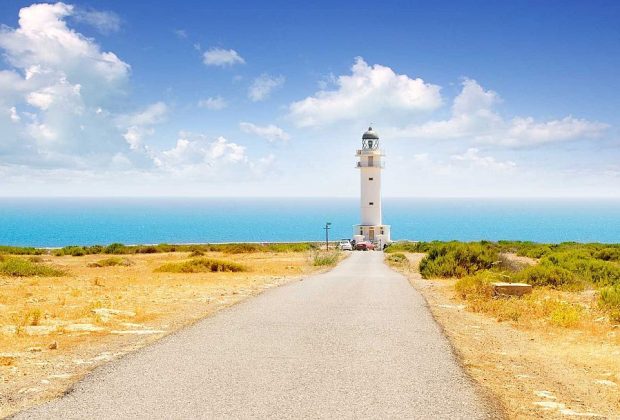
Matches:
[[0, 198, 618, 247]]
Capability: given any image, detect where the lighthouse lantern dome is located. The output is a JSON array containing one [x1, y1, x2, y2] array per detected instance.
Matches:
[[362, 126, 379, 150]]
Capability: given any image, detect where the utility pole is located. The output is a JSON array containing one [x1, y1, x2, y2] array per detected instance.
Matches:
[[324, 222, 331, 250]]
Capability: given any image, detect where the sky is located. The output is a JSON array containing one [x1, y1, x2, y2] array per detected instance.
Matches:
[[0, 0, 618, 197]]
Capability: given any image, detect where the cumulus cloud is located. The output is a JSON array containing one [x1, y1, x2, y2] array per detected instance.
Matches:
[[239, 122, 290, 142], [450, 148, 516, 171], [288, 57, 442, 127], [198, 96, 227, 110], [248, 74, 284, 102], [72, 8, 122, 34], [393, 78, 608, 147], [119, 102, 168, 151], [202, 48, 245, 67]]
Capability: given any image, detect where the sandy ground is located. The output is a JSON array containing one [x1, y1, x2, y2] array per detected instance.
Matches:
[[397, 253, 620, 419], [0, 251, 330, 418]]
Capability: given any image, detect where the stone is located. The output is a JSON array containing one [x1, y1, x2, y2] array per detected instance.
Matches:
[[64, 323, 105, 332], [92, 308, 136, 317], [492, 282, 532, 297], [23, 325, 56, 336]]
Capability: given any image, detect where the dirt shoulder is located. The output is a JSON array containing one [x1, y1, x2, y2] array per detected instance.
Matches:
[[397, 253, 620, 419], [0, 251, 337, 418]]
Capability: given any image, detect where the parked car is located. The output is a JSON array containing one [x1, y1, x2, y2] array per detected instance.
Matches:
[[355, 241, 375, 251], [338, 239, 353, 251]]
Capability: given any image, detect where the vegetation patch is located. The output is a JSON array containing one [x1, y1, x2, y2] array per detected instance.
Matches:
[[516, 264, 582, 290], [155, 258, 246, 273], [599, 285, 620, 323], [386, 252, 408, 265], [87, 257, 134, 268], [419, 242, 499, 279], [312, 251, 340, 267], [0, 257, 65, 277]]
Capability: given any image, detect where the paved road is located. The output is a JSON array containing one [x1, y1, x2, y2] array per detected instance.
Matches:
[[18, 252, 494, 419]]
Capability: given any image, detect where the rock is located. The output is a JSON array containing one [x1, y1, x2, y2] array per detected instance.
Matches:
[[594, 379, 617, 387], [492, 282, 532, 297], [64, 323, 105, 332], [23, 325, 56, 336], [92, 308, 136, 317], [48, 341, 58, 350]]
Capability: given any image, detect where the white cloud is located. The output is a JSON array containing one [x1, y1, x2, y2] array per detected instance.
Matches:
[[450, 148, 516, 171], [248, 74, 284, 102], [72, 8, 122, 34], [174, 29, 188, 39], [240, 122, 290, 142], [198, 96, 227, 110], [0, 3, 130, 88], [203, 48, 245, 67], [157, 133, 248, 173], [392, 78, 608, 147], [119, 101, 168, 151], [288, 57, 442, 127]]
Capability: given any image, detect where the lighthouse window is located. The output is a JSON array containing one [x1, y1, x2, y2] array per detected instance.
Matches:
[[369, 202, 374, 206], [368, 177, 374, 181]]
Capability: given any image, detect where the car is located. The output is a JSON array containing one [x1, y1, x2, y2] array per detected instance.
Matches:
[[355, 241, 375, 251], [338, 239, 353, 251]]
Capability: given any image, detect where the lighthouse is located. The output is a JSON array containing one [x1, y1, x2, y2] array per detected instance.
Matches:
[[353, 126, 391, 248]]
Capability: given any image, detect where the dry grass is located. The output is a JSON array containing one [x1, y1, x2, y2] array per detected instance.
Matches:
[[0, 250, 323, 418], [155, 257, 246, 273], [392, 252, 620, 418]]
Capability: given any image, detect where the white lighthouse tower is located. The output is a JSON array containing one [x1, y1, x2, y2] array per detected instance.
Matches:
[[353, 126, 391, 248]]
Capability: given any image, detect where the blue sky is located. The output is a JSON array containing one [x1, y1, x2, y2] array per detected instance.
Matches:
[[0, 0, 618, 197]]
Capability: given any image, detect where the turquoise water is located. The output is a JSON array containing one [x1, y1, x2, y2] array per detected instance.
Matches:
[[0, 198, 618, 247]]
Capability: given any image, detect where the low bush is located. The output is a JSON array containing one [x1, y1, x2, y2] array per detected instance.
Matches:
[[189, 249, 205, 257], [599, 285, 620, 323], [516, 264, 581, 290], [548, 302, 582, 328], [540, 251, 620, 287], [312, 251, 340, 266], [386, 252, 408, 264], [87, 257, 133, 268], [454, 271, 497, 299], [419, 242, 498, 279], [104, 243, 127, 254], [155, 258, 246, 273], [0, 245, 44, 255], [0, 257, 65, 277]]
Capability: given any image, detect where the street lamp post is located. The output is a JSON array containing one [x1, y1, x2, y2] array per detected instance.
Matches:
[[324, 222, 332, 250]]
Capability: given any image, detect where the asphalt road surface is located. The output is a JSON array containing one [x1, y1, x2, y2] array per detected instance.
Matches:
[[17, 252, 494, 419]]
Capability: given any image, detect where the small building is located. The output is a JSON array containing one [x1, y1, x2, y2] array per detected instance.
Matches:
[[353, 127, 391, 248]]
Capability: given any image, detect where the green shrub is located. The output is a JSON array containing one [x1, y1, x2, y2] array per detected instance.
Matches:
[[0, 257, 65, 277], [0, 246, 44, 255], [104, 243, 127, 254], [137, 245, 158, 254], [386, 252, 408, 264], [517, 264, 581, 290], [419, 242, 498, 279], [155, 258, 246, 273], [87, 257, 133, 268], [540, 251, 620, 287], [312, 251, 340, 266], [599, 285, 620, 323], [594, 247, 620, 262]]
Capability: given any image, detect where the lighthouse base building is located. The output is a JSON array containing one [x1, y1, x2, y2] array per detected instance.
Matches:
[[353, 127, 391, 249]]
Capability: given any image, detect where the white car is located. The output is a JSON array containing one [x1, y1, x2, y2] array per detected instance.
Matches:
[[338, 239, 353, 251]]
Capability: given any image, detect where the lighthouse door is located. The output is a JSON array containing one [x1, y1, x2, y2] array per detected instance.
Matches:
[[369, 227, 375, 241]]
